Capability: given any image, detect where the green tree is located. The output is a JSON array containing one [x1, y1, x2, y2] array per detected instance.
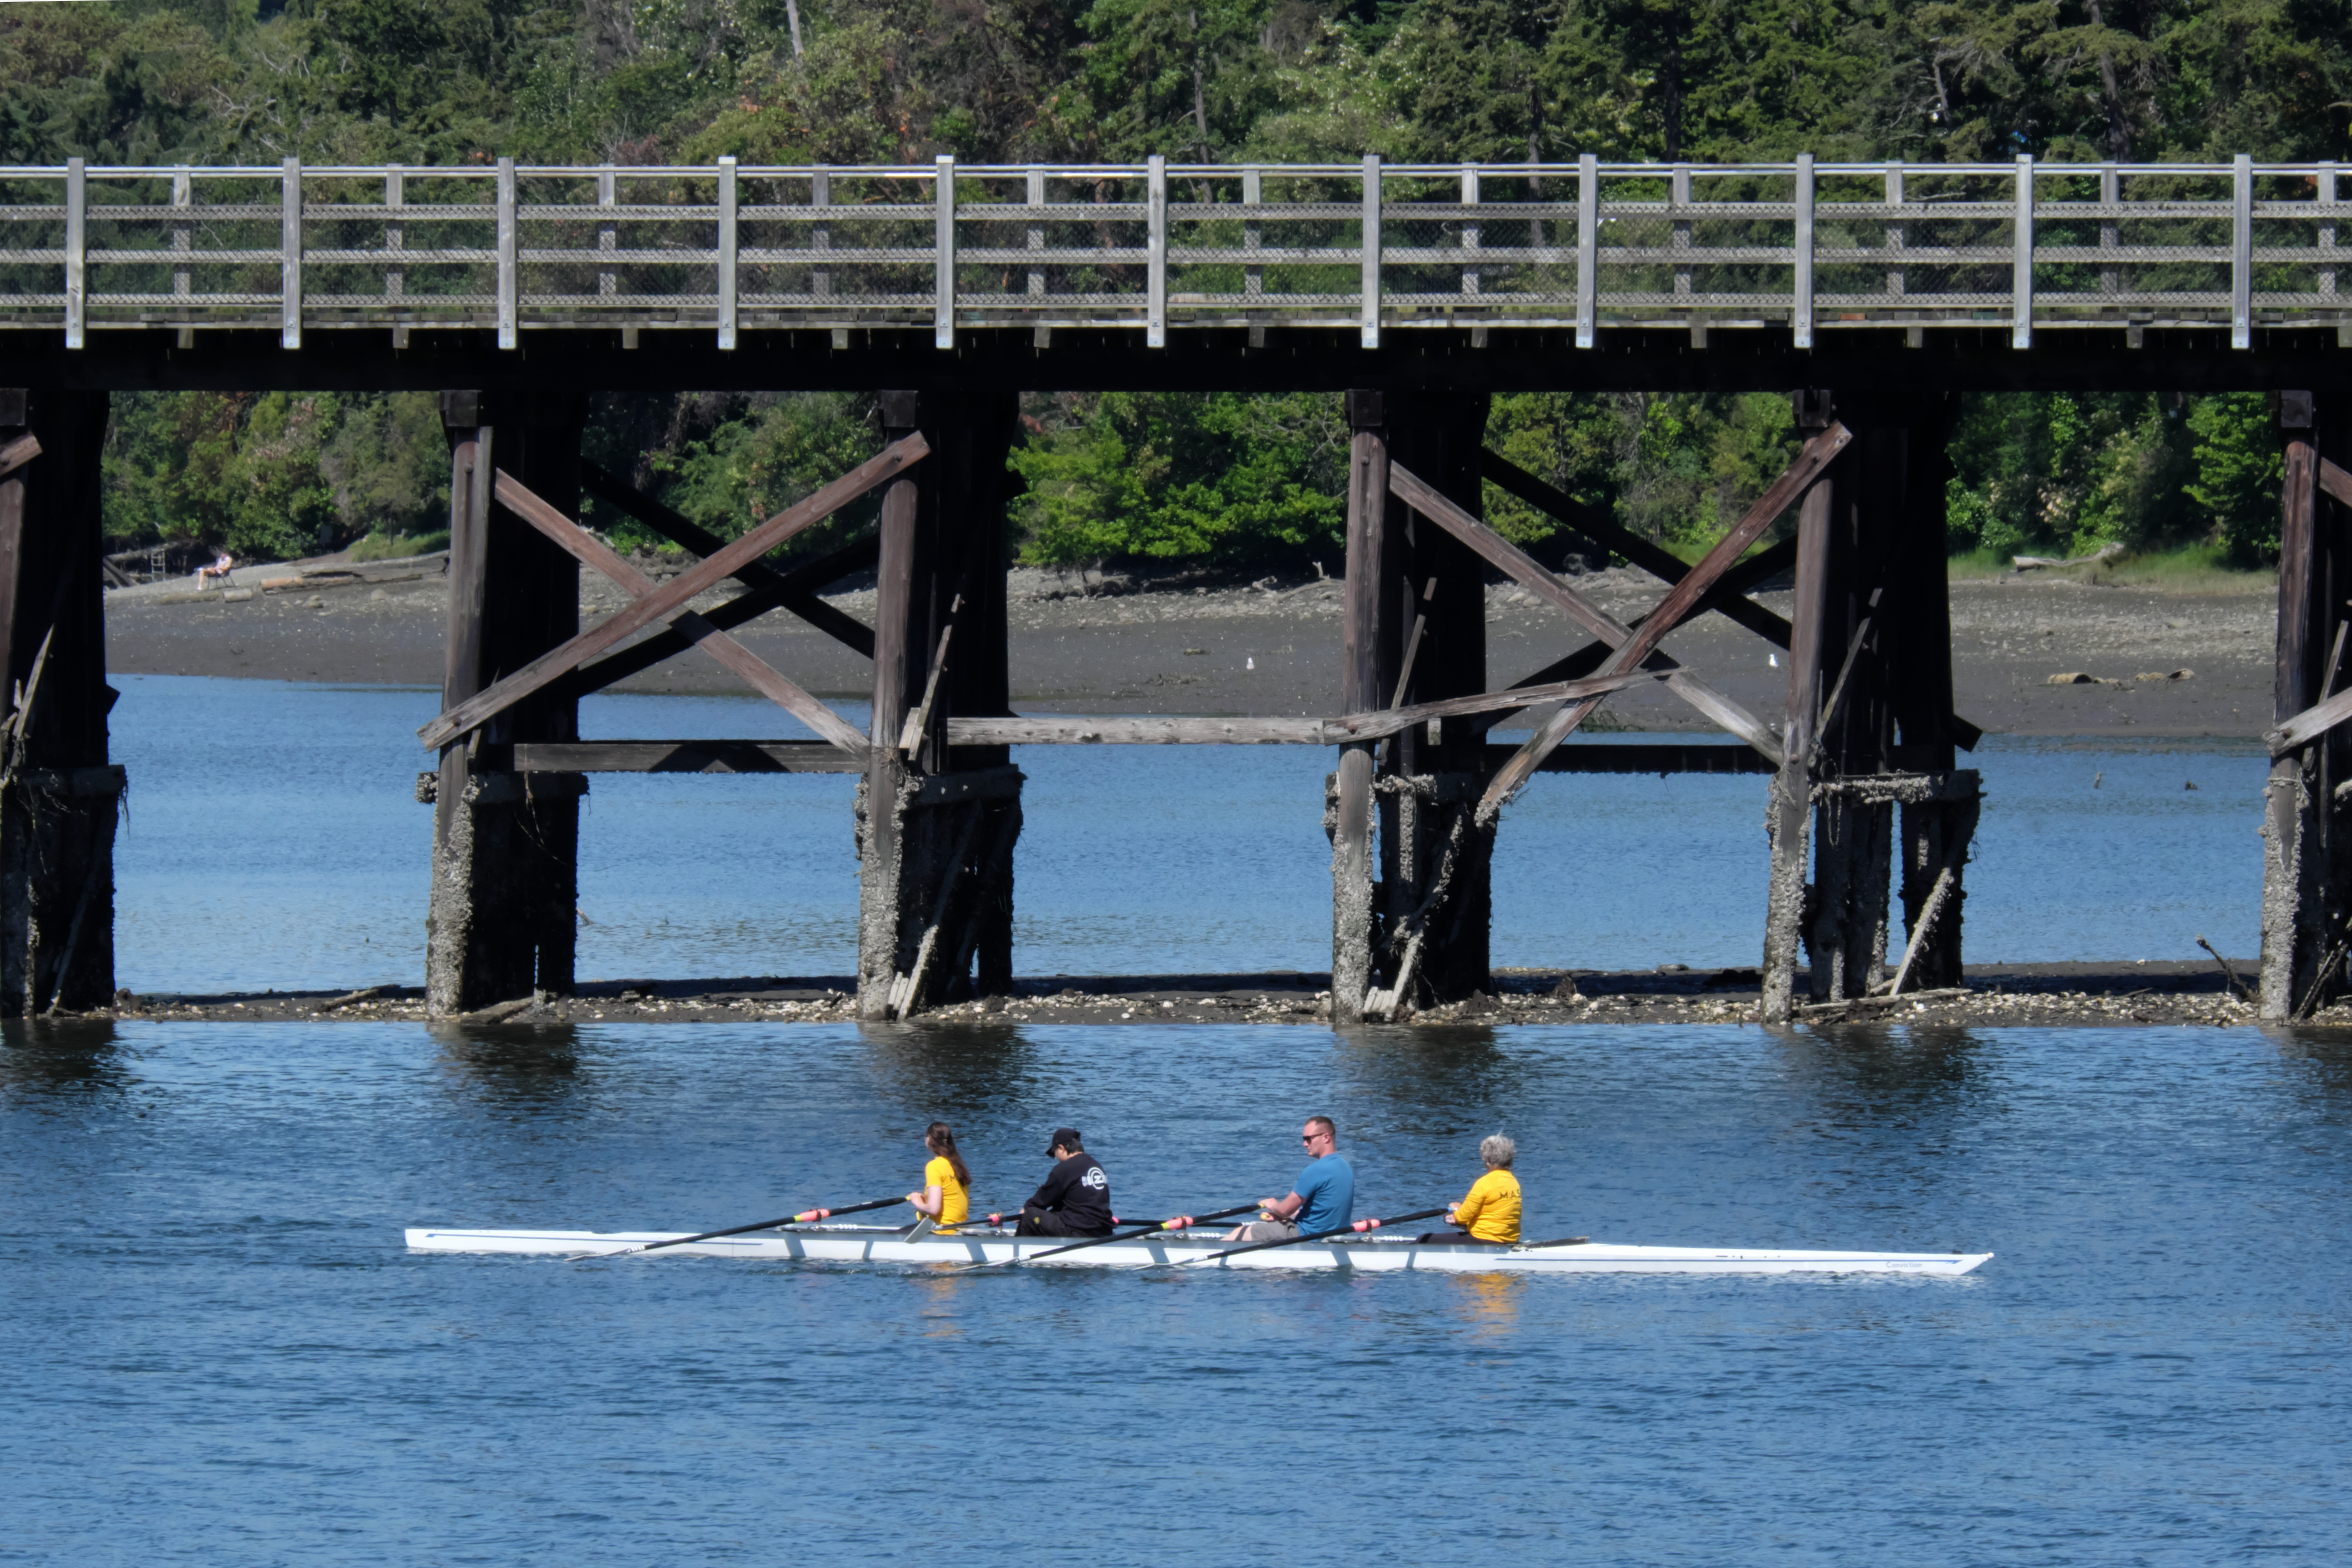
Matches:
[[1011, 390, 1348, 568], [2185, 391, 2285, 561]]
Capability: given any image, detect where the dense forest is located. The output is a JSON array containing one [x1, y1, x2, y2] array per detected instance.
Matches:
[[4, 0, 2347, 570]]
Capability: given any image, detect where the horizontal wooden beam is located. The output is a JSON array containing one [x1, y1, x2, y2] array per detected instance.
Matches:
[[420, 431, 928, 750], [1480, 448, 1796, 648], [947, 716, 1328, 745], [939, 672, 1667, 747], [1485, 742, 1775, 776], [1338, 669, 1670, 741], [581, 459, 875, 658], [510, 740, 864, 774]]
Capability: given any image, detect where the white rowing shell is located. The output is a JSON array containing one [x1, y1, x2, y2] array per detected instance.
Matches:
[[405, 1225, 1991, 1275]]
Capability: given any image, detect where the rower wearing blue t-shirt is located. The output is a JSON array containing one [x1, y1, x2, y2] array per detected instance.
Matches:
[[1224, 1116, 1355, 1241]]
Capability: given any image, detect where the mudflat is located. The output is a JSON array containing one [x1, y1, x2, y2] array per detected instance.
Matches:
[[103, 560, 2275, 738]]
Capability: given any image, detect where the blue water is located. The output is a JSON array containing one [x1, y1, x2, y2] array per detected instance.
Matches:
[[4, 1018, 2348, 1564], [103, 676, 2266, 993]]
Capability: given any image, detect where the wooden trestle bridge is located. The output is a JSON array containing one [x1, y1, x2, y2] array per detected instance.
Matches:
[[3, 155, 2352, 1022]]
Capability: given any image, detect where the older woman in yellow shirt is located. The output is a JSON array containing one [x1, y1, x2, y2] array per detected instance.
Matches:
[[905, 1121, 972, 1235], [1419, 1134, 1521, 1246]]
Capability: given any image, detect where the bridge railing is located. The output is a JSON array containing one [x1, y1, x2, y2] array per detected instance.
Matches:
[[2, 155, 2341, 348]]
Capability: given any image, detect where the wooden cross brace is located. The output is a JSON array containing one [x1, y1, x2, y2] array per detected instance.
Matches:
[[2269, 455, 2352, 754], [418, 432, 927, 751], [1390, 422, 1855, 819], [491, 471, 867, 752]]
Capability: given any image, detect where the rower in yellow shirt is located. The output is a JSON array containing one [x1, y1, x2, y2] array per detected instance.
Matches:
[[1419, 1134, 1521, 1245], [906, 1121, 972, 1235]]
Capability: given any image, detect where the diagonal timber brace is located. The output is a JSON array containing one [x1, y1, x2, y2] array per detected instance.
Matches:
[[420, 432, 927, 751], [492, 471, 867, 752], [580, 459, 875, 658], [1480, 448, 1797, 648], [558, 532, 879, 702], [1383, 460, 1788, 771], [1464, 422, 1853, 818]]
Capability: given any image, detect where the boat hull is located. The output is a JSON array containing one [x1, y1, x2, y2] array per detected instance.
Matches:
[[405, 1226, 1991, 1275]]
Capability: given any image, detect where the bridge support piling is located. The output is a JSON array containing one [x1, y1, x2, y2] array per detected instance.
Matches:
[[857, 390, 1022, 1020], [1331, 391, 1494, 1021], [1331, 392, 1390, 1024], [1765, 392, 1976, 1021], [1383, 391, 1494, 1008], [427, 391, 587, 1015], [1888, 394, 1977, 992], [1763, 393, 1838, 1021], [2260, 391, 2352, 1017], [0, 389, 122, 1016]]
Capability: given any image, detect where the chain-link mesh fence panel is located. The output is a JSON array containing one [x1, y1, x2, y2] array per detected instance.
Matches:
[[2249, 173, 2348, 312], [0, 174, 66, 321], [954, 172, 1147, 322], [2026, 170, 2229, 318], [85, 172, 284, 323], [1813, 171, 2011, 317]]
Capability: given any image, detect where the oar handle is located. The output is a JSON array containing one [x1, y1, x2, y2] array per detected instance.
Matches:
[[1179, 1208, 1449, 1267], [950, 1203, 1265, 1272]]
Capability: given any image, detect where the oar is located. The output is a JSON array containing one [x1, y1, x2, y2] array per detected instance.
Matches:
[[954, 1203, 1263, 1271], [1174, 1208, 1450, 1268], [574, 1196, 908, 1260]]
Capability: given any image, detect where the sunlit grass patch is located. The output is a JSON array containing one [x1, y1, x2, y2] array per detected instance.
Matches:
[[1950, 542, 2273, 594], [351, 529, 450, 562]]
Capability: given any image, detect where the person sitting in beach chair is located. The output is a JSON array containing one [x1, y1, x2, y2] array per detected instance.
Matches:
[[195, 553, 233, 589], [1418, 1134, 1521, 1246]]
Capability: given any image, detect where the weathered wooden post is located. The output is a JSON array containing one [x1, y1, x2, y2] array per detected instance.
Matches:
[[1805, 397, 1900, 1001], [1331, 390, 1390, 1023], [1377, 390, 1494, 1005], [2259, 389, 2352, 1017], [1887, 394, 1979, 992], [856, 389, 1022, 1019], [1764, 390, 1978, 1021], [426, 390, 588, 1015], [1762, 392, 1837, 1021], [0, 388, 123, 1015]]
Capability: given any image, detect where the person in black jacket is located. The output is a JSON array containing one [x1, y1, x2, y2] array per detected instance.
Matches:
[[1007, 1127, 1114, 1238]]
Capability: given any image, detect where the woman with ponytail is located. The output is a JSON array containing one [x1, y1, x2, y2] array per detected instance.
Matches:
[[907, 1122, 972, 1235]]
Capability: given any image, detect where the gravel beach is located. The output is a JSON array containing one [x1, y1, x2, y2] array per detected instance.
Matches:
[[104, 555, 2274, 738]]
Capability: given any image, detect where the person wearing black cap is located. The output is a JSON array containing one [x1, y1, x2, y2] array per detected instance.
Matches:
[[1010, 1128, 1114, 1238]]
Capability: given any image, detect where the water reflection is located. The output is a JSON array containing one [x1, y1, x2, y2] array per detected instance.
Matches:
[[0, 1018, 128, 1095], [1447, 1271, 1524, 1341], [431, 1022, 585, 1111], [2272, 1029, 2352, 1122], [1776, 1023, 1994, 1119], [858, 1021, 1040, 1118], [1339, 1024, 1513, 1134]]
